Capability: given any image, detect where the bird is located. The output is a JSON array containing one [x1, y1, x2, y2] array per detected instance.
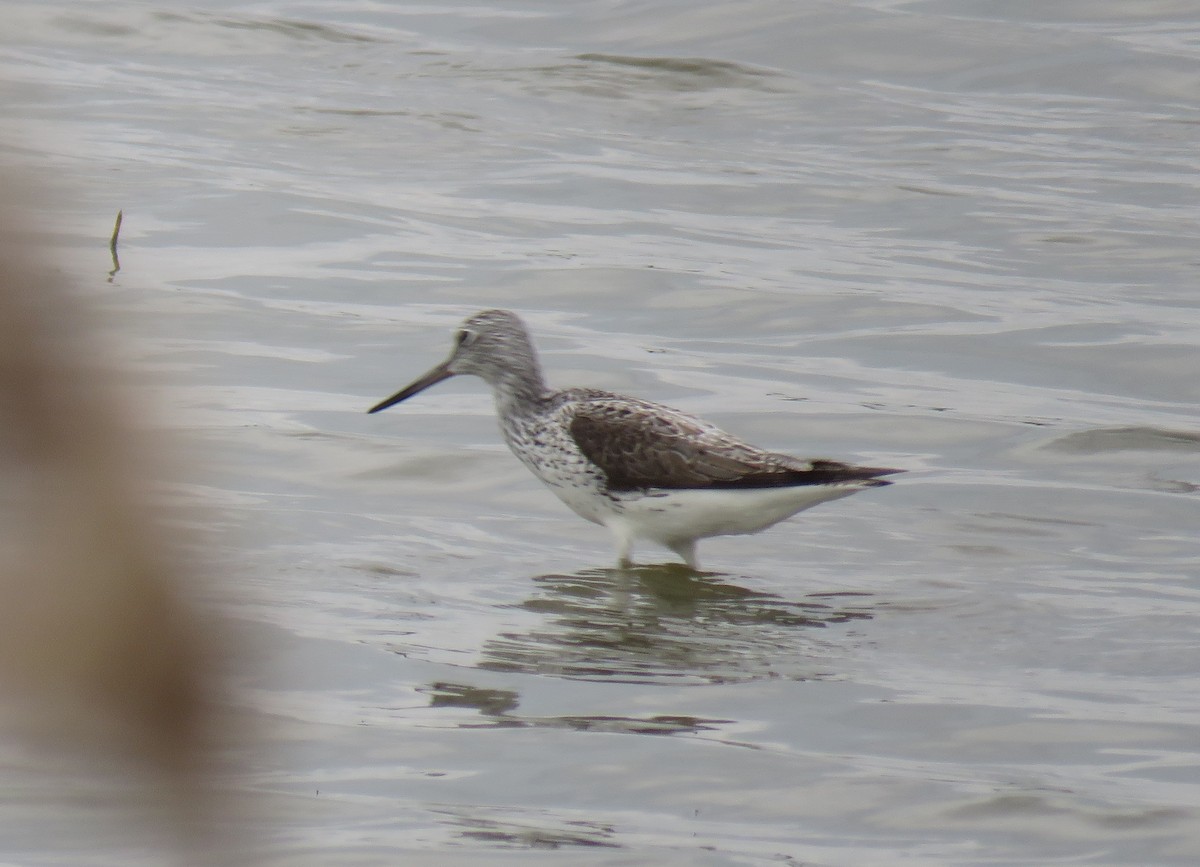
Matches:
[[368, 309, 901, 569]]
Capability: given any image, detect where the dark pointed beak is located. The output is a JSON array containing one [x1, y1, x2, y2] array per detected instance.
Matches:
[[367, 361, 455, 413]]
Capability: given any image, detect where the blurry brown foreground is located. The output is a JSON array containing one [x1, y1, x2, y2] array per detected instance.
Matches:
[[0, 178, 241, 862]]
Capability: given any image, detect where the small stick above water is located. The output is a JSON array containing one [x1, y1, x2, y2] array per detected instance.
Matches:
[[108, 210, 123, 279]]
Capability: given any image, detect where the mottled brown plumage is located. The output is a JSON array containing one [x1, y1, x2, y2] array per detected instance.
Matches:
[[568, 395, 898, 491]]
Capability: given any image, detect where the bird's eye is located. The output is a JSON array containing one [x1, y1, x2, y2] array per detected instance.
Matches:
[[455, 329, 472, 346]]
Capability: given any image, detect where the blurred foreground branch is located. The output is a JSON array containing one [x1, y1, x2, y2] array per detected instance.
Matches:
[[0, 178, 239, 863]]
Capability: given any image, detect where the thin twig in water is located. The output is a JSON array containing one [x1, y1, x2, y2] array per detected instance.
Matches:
[[108, 210, 123, 280]]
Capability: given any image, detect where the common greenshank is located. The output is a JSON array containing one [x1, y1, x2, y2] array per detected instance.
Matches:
[[369, 309, 901, 569]]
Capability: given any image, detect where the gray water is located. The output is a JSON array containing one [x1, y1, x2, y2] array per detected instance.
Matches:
[[2, 1, 1200, 864]]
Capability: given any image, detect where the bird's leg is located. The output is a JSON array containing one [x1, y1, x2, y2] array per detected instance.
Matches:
[[667, 539, 699, 571], [610, 524, 635, 569]]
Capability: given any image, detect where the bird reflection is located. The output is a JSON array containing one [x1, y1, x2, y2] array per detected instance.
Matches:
[[420, 681, 730, 737], [478, 566, 875, 685]]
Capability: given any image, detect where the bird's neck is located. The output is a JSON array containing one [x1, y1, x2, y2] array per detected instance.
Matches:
[[489, 361, 549, 416]]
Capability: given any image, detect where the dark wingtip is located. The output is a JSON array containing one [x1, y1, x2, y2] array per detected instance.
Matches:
[[808, 461, 905, 483], [685, 463, 904, 491], [858, 466, 905, 488]]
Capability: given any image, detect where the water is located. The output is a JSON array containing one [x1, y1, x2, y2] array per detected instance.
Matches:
[[2, 1, 1199, 864]]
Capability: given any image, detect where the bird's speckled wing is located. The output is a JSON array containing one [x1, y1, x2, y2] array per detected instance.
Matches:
[[565, 391, 900, 492]]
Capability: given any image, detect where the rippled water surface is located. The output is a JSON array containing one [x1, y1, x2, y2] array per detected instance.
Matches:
[[3, 1, 1199, 864]]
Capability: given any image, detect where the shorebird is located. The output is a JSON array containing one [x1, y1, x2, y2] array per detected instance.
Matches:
[[368, 309, 901, 569]]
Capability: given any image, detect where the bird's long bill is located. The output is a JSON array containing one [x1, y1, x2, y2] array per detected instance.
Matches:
[[367, 361, 454, 414]]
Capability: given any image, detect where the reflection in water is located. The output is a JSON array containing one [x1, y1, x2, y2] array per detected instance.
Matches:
[[432, 805, 619, 849], [477, 566, 875, 685], [420, 681, 731, 737], [424, 681, 521, 717]]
